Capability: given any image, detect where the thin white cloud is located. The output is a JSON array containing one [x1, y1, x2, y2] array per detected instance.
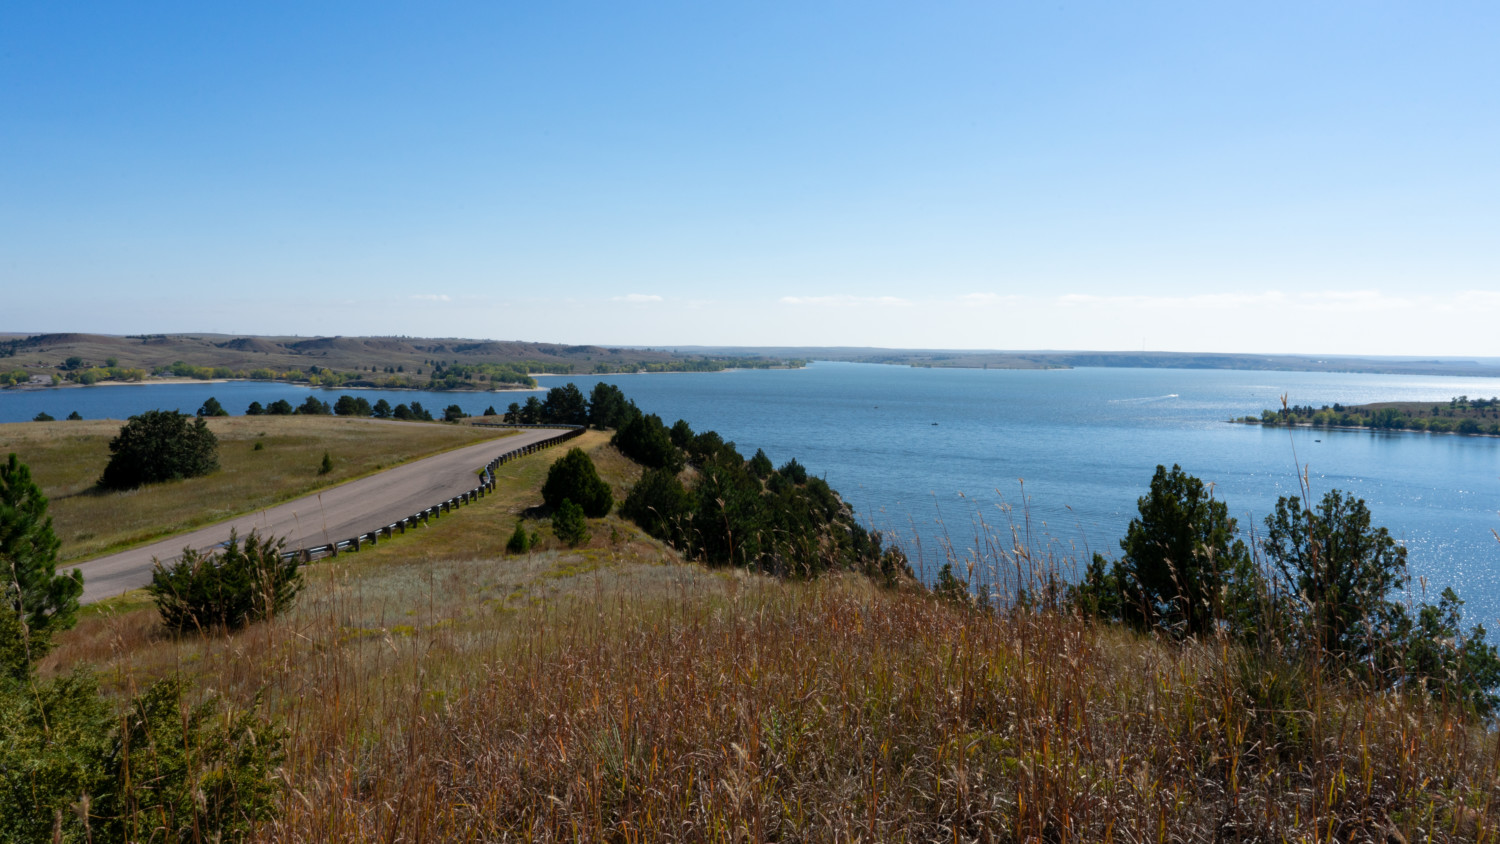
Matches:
[[1058, 292, 1290, 309], [958, 293, 1026, 306], [410, 294, 451, 302], [611, 293, 664, 303], [779, 295, 911, 307]]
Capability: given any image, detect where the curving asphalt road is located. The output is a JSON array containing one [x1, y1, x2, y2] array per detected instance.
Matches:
[[70, 427, 563, 604]]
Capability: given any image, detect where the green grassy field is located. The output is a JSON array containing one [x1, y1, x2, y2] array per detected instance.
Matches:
[[41, 431, 1500, 841], [0, 415, 516, 562]]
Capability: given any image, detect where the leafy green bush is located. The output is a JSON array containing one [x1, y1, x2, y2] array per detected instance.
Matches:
[[99, 409, 219, 490], [147, 530, 303, 632]]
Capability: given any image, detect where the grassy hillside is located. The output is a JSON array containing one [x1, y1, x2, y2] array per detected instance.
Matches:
[[2, 415, 515, 562], [37, 432, 1500, 841], [0, 332, 803, 388]]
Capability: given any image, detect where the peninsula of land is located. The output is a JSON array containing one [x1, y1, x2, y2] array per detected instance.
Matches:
[[1237, 395, 1500, 435]]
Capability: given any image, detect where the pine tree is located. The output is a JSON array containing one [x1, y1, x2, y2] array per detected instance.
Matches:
[[552, 500, 590, 546], [0, 454, 83, 678]]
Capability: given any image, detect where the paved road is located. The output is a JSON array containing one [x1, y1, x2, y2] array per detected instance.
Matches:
[[71, 427, 563, 603]]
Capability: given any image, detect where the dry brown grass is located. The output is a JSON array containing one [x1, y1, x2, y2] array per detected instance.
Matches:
[[43, 433, 1500, 842], [0, 416, 515, 562]]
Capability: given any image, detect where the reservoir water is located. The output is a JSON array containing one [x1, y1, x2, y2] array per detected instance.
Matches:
[[3, 363, 1499, 623]]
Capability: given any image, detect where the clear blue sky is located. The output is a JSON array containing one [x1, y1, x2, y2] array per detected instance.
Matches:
[[4, 2, 1497, 354]]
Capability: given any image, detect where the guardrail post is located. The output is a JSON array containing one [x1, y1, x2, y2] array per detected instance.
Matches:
[[301, 549, 312, 564], [353, 535, 361, 551], [368, 532, 377, 546]]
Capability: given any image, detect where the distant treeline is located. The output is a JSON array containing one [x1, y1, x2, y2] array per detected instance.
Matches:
[[1243, 395, 1500, 435], [1, 352, 804, 390]]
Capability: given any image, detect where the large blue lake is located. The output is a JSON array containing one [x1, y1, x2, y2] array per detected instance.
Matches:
[[3, 363, 1499, 622]]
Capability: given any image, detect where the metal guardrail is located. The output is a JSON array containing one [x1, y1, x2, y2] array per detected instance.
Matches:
[[275, 424, 586, 563]]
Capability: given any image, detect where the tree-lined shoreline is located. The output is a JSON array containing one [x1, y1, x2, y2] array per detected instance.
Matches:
[[1237, 395, 1500, 436]]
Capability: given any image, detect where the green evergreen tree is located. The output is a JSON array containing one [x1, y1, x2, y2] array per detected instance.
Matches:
[[0, 454, 83, 679], [197, 396, 229, 417], [612, 413, 684, 473], [620, 468, 691, 544], [541, 384, 588, 425], [588, 382, 633, 429], [1085, 465, 1257, 638], [542, 448, 613, 517], [506, 520, 531, 554], [147, 529, 302, 631], [747, 448, 774, 479], [1263, 489, 1408, 662], [99, 410, 220, 490], [552, 499, 589, 546], [297, 395, 331, 415]]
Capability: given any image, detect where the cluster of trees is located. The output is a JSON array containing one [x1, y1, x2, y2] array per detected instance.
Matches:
[[243, 396, 437, 421], [614, 412, 909, 582], [426, 361, 535, 389], [502, 382, 905, 582], [61, 363, 150, 385], [501, 381, 645, 428], [539, 448, 614, 547], [1254, 397, 1500, 435], [1075, 464, 1500, 716], [99, 410, 220, 490]]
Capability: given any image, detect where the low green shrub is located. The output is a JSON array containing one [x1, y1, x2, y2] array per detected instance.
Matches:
[[147, 530, 303, 632], [506, 520, 531, 554], [0, 672, 282, 842]]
